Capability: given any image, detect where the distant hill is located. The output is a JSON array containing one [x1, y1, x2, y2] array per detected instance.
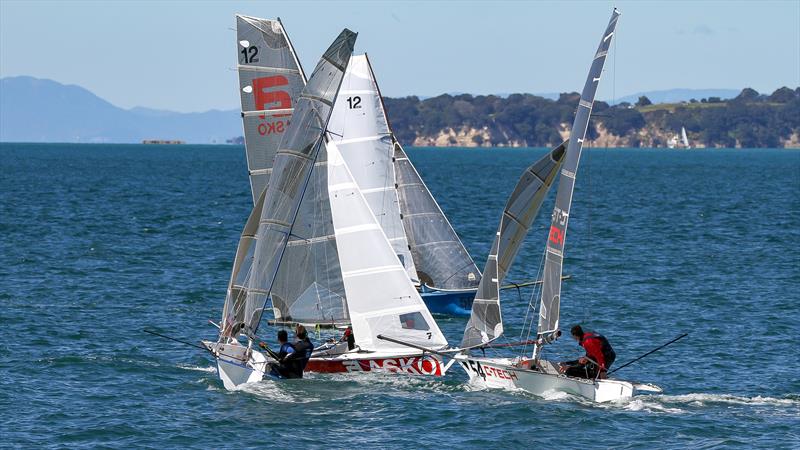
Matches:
[[0, 76, 240, 143], [611, 88, 740, 105], [1, 77, 797, 147]]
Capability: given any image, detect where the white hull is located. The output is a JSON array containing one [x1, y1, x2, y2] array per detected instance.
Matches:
[[456, 355, 659, 403], [203, 340, 267, 390]]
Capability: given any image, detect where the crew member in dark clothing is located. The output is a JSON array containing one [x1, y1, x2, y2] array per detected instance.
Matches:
[[281, 325, 314, 379], [261, 329, 295, 378], [560, 325, 616, 379], [340, 326, 355, 351]]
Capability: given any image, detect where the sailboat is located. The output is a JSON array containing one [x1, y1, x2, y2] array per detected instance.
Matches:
[[202, 26, 358, 390], [454, 9, 661, 403], [681, 126, 692, 149]]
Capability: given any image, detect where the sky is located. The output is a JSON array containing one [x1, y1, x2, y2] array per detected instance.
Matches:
[[1, 0, 798, 112]]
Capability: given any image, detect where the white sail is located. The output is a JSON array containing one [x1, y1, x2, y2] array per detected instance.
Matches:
[[327, 54, 419, 284], [236, 15, 306, 204], [681, 127, 690, 148], [327, 141, 448, 351]]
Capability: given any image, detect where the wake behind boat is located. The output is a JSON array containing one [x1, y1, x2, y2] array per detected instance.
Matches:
[[454, 8, 662, 403]]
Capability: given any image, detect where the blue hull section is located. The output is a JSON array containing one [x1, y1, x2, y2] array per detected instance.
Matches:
[[420, 287, 477, 316]]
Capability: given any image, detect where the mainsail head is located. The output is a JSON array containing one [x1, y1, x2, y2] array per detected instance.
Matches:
[[236, 15, 306, 204], [460, 143, 566, 348], [536, 9, 620, 345], [221, 28, 357, 337]]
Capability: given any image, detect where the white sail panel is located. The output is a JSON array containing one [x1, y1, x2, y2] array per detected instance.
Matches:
[[394, 142, 481, 289], [237, 15, 306, 204], [327, 141, 448, 351], [327, 55, 419, 283]]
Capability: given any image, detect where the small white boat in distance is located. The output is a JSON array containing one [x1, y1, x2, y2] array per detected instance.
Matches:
[[455, 8, 661, 403]]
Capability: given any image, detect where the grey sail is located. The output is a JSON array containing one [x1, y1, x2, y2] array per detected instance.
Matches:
[[236, 15, 307, 204], [220, 29, 357, 336], [394, 141, 481, 289], [269, 141, 348, 326], [460, 143, 566, 348], [536, 9, 620, 343]]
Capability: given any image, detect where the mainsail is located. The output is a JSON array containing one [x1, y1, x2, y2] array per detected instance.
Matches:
[[236, 15, 307, 204], [394, 142, 481, 289], [221, 29, 357, 336], [536, 9, 620, 344], [460, 143, 566, 348], [327, 141, 448, 351], [681, 127, 690, 148], [327, 54, 419, 284]]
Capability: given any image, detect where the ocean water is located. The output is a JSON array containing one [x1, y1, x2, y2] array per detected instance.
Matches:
[[1, 143, 798, 448]]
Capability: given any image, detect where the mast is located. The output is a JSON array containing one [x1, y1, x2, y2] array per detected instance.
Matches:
[[460, 142, 566, 349], [533, 9, 620, 359], [221, 29, 357, 339]]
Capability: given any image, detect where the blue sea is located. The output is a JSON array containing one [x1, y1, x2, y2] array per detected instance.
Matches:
[[1, 143, 798, 448]]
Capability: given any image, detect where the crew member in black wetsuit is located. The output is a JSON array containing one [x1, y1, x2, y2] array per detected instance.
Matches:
[[559, 325, 616, 379], [282, 325, 314, 379], [261, 329, 295, 378]]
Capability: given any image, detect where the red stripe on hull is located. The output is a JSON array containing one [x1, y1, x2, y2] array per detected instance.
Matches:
[[305, 355, 443, 376]]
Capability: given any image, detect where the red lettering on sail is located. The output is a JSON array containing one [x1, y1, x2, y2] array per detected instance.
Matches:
[[548, 225, 564, 246], [253, 75, 292, 117]]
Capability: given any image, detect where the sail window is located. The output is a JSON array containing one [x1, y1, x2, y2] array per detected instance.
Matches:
[[399, 312, 430, 331]]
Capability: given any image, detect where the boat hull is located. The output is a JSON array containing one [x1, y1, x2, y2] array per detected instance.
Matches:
[[420, 286, 476, 316], [306, 352, 448, 376], [457, 355, 640, 403], [203, 340, 267, 390]]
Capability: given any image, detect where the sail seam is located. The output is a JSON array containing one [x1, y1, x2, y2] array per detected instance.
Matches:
[[238, 65, 302, 75]]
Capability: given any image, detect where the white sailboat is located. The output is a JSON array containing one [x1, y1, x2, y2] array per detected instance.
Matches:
[[455, 9, 661, 403], [203, 26, 358, 390], [681, 126, 692, 149]]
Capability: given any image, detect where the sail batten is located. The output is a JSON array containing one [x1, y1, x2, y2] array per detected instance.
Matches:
[[535, 9, 620, 345]]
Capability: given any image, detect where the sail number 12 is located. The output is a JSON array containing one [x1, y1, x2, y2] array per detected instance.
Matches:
[[347, 96, 361, 109]]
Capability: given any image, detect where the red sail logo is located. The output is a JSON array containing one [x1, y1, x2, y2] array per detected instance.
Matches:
[[252, 75, 292, 136], [548, 225, 564, 246]]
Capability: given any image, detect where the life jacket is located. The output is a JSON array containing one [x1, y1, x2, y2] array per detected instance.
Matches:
[[580, 332, 616, 369], [284, 338, 314, 378]]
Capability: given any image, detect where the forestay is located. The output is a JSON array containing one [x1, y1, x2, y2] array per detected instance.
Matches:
[[236, 15, 306, 204], [460, 143, 566, 348], [394, 142, 481, 289], [221, 29, 357, 337], [327, 54, 419, 284], [536, 9, 619, 342], [327, 141, 448, 351]]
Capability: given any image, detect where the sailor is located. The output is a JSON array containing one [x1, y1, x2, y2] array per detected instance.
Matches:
[[261, 329, 295, 378], [560, 325, 616, 379], [341, 326, 355, 351], [282, 325, 314, 379]]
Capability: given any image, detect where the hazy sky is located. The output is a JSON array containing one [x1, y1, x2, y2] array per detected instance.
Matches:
[[1, 0, 798, 112]]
